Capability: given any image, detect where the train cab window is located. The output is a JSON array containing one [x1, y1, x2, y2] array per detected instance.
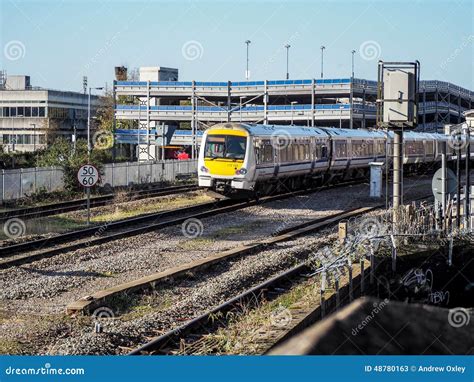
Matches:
[[205, 135, 247, 160]]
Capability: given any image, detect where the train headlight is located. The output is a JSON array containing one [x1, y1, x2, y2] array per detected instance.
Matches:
[[200, 166, 209, 173], [235, 168, 247, 175]]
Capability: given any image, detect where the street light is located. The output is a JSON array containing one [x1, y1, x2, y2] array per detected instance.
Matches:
[[291, 101, 298, 125], [320, 45, 326, 79], [351, 49, 356, 78], [87, 86, 103, 160], [245, 40, 251, 80], [285, 44, 291, 80]]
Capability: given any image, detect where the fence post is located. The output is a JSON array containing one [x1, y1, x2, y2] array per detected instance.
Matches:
[[1, 169, 4, 202], [19, 168, 23, 198], [348, 260, 353, 302], [126, 162, 129, 186], [138, 161, 141, 185], [111, 163, 115, 188]]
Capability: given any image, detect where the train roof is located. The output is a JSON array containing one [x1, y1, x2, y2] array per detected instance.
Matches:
[[206, 123, 450, 141]]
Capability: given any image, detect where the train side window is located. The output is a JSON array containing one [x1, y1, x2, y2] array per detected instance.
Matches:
[[368, 142, 373, 156], [321, 144, 328, 159], [298, 144, 305, 161], [336, 141, 347, 157], [263, 144, 273, 163]]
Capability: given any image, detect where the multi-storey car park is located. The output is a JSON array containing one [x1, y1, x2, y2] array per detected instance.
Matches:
[[113, 73, 474, 159]]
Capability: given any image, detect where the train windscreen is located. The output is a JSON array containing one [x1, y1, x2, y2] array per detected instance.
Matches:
[[204, 135, 247, 160]]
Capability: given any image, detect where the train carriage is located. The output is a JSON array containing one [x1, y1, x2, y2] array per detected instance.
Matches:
[[198, 122, 470, 199]]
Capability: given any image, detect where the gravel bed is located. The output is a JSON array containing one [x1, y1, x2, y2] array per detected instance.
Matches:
[[0, 175, 434, 354], [49, 231, 335, 355]]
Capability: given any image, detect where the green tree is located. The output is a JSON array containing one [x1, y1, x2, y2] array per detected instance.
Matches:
[[37, 137, 108, 191]]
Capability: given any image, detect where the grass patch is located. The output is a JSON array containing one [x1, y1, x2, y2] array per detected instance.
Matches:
[[179, 237, 215, 251], [73, 193, 213, 224], [212, 221, 261, 239], [0, 339, 26, 354], [203, 278, 322, 355]]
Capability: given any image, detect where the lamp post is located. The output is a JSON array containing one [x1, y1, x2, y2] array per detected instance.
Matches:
[[320, 45, 326, 79], [285, 44, 291, 80], [351, 50, 356, 78], [87, 86, 103, 160], [291, 101, 298, 125], [245, 40, 251, 80]]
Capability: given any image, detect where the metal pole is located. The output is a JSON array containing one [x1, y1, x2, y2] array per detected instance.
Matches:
[[87, 87, 91, 160], [245, 40, 251, 80], [465, 125, 471, 229], [161, 123, 165, 161], [285, 44, 290, 80], [112, 80, 116, 161], [441, 141, 447, 218], [86, 187, 91, 226], [351, 50, 355, 78], [392, 129, 403, 225], [320, 45, 325, 79], [146, 80, 150, 161], [456, 133, 461, 229]]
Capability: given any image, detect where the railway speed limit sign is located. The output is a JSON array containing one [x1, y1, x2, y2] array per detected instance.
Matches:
[[77, 164, 99, 187]]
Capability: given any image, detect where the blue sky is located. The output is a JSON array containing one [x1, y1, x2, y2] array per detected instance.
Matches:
[[1, 0, 473, 92]]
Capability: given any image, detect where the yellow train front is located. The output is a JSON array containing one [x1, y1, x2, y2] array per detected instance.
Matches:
[[198, 123, 255, 198]]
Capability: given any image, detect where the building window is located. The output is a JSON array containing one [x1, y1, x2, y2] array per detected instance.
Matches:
[[39, 107, 45, 117]]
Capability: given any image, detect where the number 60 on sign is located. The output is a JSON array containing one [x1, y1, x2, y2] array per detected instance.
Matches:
[[77, 164, 99, 187]]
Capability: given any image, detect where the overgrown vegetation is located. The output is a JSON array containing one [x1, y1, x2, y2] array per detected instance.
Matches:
[[36, 137, 110, 191]]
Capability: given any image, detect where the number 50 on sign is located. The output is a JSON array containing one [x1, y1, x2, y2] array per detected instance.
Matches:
[[77, 164, 99, 187]]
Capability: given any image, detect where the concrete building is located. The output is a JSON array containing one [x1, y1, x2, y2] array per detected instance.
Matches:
[[113, 73, 473, 158], [0, 74, 100, 152]]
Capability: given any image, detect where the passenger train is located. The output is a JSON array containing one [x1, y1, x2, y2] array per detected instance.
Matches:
[[198, 123, 472, 198]]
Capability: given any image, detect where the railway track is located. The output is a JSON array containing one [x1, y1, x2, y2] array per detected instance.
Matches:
[[127, 206, 377, 355], [126, 193, 433, 355], [0, 180, 365, 269], [0, 183, 198, 223]]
